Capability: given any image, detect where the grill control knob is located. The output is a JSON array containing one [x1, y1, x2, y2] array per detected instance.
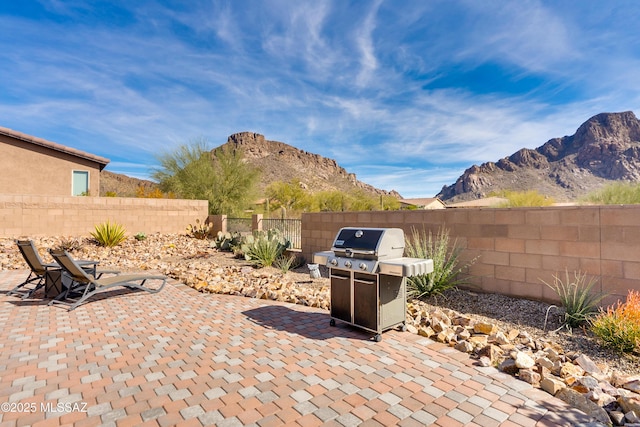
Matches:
[[359, 263, 368, 271], [330, 259, 338, 266], [344, 261, 352, 268]]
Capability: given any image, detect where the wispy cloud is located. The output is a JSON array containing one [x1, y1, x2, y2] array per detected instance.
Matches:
[[1, 0, 639, 197], [456, 1, 575, 72], [353, 0, 382, 87]]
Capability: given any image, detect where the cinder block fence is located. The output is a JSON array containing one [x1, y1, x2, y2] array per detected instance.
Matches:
[[3, 194, 639, 306], [301, 206, 640, 306], [0, 194, 208, 237]]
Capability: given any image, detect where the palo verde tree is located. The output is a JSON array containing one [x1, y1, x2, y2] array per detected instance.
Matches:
[[209, 144, 260, 215], [152, 139, 260, 215], [265, 180, 311, 213]]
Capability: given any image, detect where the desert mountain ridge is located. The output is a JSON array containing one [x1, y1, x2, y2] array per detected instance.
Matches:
[[437, 111, 640, 202], [101, 132, 401, 199], [220, 132, 401, 198]]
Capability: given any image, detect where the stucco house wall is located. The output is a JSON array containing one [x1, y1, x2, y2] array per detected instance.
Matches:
[[0, 126, 109, 196]]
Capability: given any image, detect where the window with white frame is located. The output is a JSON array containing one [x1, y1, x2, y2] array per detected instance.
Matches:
[[72, 170, 89, 196]]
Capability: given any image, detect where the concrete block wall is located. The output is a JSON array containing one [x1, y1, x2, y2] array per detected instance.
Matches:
[[0, 194, 208, 237], [302, 205, 640, 306]]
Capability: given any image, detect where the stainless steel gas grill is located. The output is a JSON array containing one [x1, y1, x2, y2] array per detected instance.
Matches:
[[313, 227, 433, 342]]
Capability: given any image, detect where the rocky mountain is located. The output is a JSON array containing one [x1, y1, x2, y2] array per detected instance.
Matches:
[[100, 132, 400, 198], [437, 111, 640, 202], [220, 132, 401, 197], [100, 171, 157, 197]]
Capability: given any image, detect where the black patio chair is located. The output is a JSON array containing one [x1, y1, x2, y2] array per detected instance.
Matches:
[[7, 240, 59, 299]]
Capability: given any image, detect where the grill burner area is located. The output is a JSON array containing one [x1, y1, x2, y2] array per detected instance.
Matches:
[[313, 227, 433, 341]]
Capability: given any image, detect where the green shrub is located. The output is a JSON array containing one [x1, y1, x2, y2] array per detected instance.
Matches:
[[91, 220, 127, 247], [581, 182, 640, 205], [404, 227, 477, 299], [241, 229, 291, 267], [186, 219, 212, 239], [590, 290, 640, 353], [134, 232, 147, 241], [541, 270, 605, 330], [494, 190, 555, 207]]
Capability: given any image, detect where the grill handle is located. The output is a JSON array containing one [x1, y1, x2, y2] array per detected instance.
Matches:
[[341, 249, 376, 257]]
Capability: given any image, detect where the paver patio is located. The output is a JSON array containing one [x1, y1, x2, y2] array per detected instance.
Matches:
[[0, 270, 598, 426]]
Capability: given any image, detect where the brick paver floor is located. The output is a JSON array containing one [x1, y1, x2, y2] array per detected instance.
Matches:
[[0, 270, 598, 426]]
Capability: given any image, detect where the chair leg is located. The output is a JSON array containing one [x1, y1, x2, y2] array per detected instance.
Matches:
[[67, 278, 166, 311], [7, 272, 41, 298], [22, 278, 46, 299], [48, 279, 94, 309]]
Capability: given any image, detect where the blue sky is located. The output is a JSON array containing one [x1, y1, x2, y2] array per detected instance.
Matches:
[[1, 1, 639, 198]]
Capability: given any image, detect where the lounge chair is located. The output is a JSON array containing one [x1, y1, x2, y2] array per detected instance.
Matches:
[[48, 249, 167, 311], [9, 240, 120, 300], [8, 240, 60, 299]]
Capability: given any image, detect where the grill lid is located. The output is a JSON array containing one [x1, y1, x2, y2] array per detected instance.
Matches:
[[332, 228, 384, 252], [331, 227, 405, 260]]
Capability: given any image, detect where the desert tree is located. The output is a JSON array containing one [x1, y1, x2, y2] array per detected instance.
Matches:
[[265, 180, 311, 213], [152, 139, 260, 215], [209, 143, 260, 215]]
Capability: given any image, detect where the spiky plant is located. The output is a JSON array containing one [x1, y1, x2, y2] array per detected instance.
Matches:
[[541, 269, 605, 330], [404, 227, 476, 299], [241, 229, 291, 268], [91, 220, 127, 247]]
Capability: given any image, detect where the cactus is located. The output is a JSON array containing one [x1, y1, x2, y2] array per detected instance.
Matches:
[[186, 219, 212, 240], [213, 231, 242, 251]]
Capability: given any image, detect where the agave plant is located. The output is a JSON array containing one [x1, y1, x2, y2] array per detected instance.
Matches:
[[91, 220, 127, 247]]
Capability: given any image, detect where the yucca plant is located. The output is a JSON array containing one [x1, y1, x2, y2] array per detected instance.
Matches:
[[541, 269, 605, 330], [241, 229, 291, 267], [91, 220, 127, 247], [404, 227, 476, 299]]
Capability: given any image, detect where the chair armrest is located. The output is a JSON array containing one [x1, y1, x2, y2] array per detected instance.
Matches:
[[76, 260, 100, 267]]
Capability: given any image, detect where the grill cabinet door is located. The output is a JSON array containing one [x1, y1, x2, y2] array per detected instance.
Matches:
[[330, 271, 351, 323], [353, 273, 378, 332]]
